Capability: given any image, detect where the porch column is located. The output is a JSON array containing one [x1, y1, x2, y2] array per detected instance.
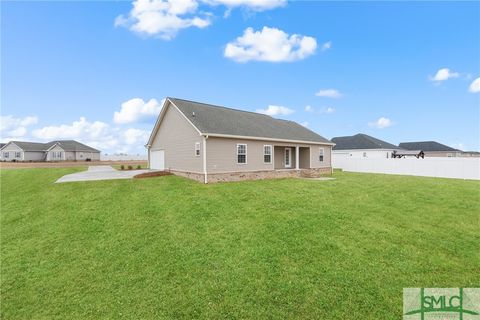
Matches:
[[295, 146, 299, 170]]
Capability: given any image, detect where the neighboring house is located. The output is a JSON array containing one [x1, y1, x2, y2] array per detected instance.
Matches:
[[399, 141, 464, 158], [146, 97, 334, 183], [0, 140, 100, 162], [331, 133, 400, 159]]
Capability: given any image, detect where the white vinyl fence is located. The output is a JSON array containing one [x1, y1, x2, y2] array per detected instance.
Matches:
[[332, 156, 480, 180]]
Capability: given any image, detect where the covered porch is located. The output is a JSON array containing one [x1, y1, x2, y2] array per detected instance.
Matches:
[[273, 145, 311, 170]]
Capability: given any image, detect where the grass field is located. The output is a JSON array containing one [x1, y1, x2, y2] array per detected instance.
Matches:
[[1, 168, 479, 319]]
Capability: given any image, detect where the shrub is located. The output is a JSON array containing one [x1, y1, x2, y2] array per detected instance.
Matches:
[[128, 165, 133, 170], [120, 165, 125, 170], [137, 165, 141, 169]]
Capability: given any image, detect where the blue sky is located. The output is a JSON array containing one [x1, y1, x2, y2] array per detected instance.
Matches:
[[2, 0, 479, 154]]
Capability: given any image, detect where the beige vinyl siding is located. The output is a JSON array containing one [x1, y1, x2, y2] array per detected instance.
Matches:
[[206, 137, 332, 173], [310, 145, 332, 168], [73, 151, 100, 161], [299, 147, 310, 168], [46, 145, 65, 161], [273, 146, 296, 169], [150, 102, 203, 173], [23, 151, 45, 161], [206, 137, 274, 173], [1, 143, 24, 161]]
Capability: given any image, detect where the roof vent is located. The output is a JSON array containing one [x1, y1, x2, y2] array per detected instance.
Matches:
[[192, 112, 195, 117]]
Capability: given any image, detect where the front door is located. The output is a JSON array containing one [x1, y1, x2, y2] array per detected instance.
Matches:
[[285, 148, 291, 168]]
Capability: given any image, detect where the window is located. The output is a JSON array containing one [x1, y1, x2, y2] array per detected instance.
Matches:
[[195, 142, 201, 157], [319, 148, 324, 162], [52, 151, 62, 159], [386, 152, 389, 158], [3, 152, 9, 158], [363, 152, 367, 158], [15, 152, 21, 158], [263, 145, 272, 163], [237, 144, 247, 164]]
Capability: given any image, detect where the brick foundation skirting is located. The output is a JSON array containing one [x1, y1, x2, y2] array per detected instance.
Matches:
[[171, 167, 332, 183]]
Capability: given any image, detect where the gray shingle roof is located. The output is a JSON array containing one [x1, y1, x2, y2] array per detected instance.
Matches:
[[169, 98, 332, 144], [10, 141, 48, 151], [45, 140, 100, 152], [4, 140, 99, 152], [399, 141, 460, 152], [331, 133, 399, 150]]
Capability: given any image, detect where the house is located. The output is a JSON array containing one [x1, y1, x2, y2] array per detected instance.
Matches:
[[399, 141, 463, 158], [146, 98, 334, 183], [331, 133, 400, 159], [0, 140, 100, 162]]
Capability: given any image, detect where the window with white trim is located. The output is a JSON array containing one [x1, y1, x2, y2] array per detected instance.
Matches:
[[319, 148, 324, 162], [15, 152, 21, 158], [237, 144, 247, 164], [263, 145, 272, 163], [52, 151, 63, 159], [363, 152, 367, 158], [3, 152, 9, 158], [195, 142, 201, 157]]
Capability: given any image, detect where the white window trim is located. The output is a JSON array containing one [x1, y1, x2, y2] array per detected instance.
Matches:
[[284, 147, 292, 168], [319, 147, 325, 163], [195, 142, 201, 157], [3, 152, 9, 158], [237, 143, 247, 165], [263, 145, 272, 164], [15, 151, 21, 158]]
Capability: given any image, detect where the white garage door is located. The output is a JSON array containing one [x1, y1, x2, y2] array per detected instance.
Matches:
[[150, 150, 165, 170]]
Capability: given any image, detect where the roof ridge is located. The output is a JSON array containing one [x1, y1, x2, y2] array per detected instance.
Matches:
[[169, 97, 273, 118]]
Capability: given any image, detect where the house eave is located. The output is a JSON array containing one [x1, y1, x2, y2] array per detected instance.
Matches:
[[202, 133, 336, 146]]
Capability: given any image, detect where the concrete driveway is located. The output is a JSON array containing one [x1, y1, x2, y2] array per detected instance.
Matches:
[[56, 165, 151, 183]]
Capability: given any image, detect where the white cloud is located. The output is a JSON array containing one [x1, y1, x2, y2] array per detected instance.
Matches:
[[115, 0, 211, 40], [204, 0, 285, 11], [115, 0, 286, 40], [305, 105, 335, 114], [324, 107, 335, 114], [315, 89, 342, 98], [430, 68, 459, 82], [468, 77, 480, 93], [300, 121, 309, 127], [113, 98, 164, 124], [321, 41, 331, 51], [224, 27, 317, 63], [30, 117, 150, 154], [368, 117, 393, 129], [0, 115, 38, 139], [256, 105, 294, 116], [124, 128, 150, 145]]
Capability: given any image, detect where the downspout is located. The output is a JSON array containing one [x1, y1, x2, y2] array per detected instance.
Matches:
[[203, 135, 208, 184]]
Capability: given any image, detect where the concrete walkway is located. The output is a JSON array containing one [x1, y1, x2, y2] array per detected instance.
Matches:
[[56, 165, 151, 183]]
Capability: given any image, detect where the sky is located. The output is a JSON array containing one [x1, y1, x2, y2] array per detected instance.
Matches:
[[1, 0, 479, 154]]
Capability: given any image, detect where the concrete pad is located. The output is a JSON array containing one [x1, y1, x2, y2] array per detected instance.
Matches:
[[55, 165, 151, 183], [301, 177, 336, 181]]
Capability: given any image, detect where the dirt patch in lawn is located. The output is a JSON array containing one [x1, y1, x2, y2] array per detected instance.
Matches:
[[134, 171, 172, 179]]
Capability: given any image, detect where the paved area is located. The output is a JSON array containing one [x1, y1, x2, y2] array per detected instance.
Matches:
[[301, 177, 336, 181], [55, 165, 151, 183]]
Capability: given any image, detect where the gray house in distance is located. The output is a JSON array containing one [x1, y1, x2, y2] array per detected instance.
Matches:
[[331, 133, 400, 159], [399, 141, 462, 158], [0, 140, 100, 162], [146, 98, 334, 183]]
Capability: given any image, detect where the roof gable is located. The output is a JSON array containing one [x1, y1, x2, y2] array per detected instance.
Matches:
[[165, 98, 332, 144], [331, 134, 398, 150], [399, 141, 460, 152]]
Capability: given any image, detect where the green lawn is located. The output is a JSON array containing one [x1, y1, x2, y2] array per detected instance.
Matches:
[[1, 168, 479, 319]]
